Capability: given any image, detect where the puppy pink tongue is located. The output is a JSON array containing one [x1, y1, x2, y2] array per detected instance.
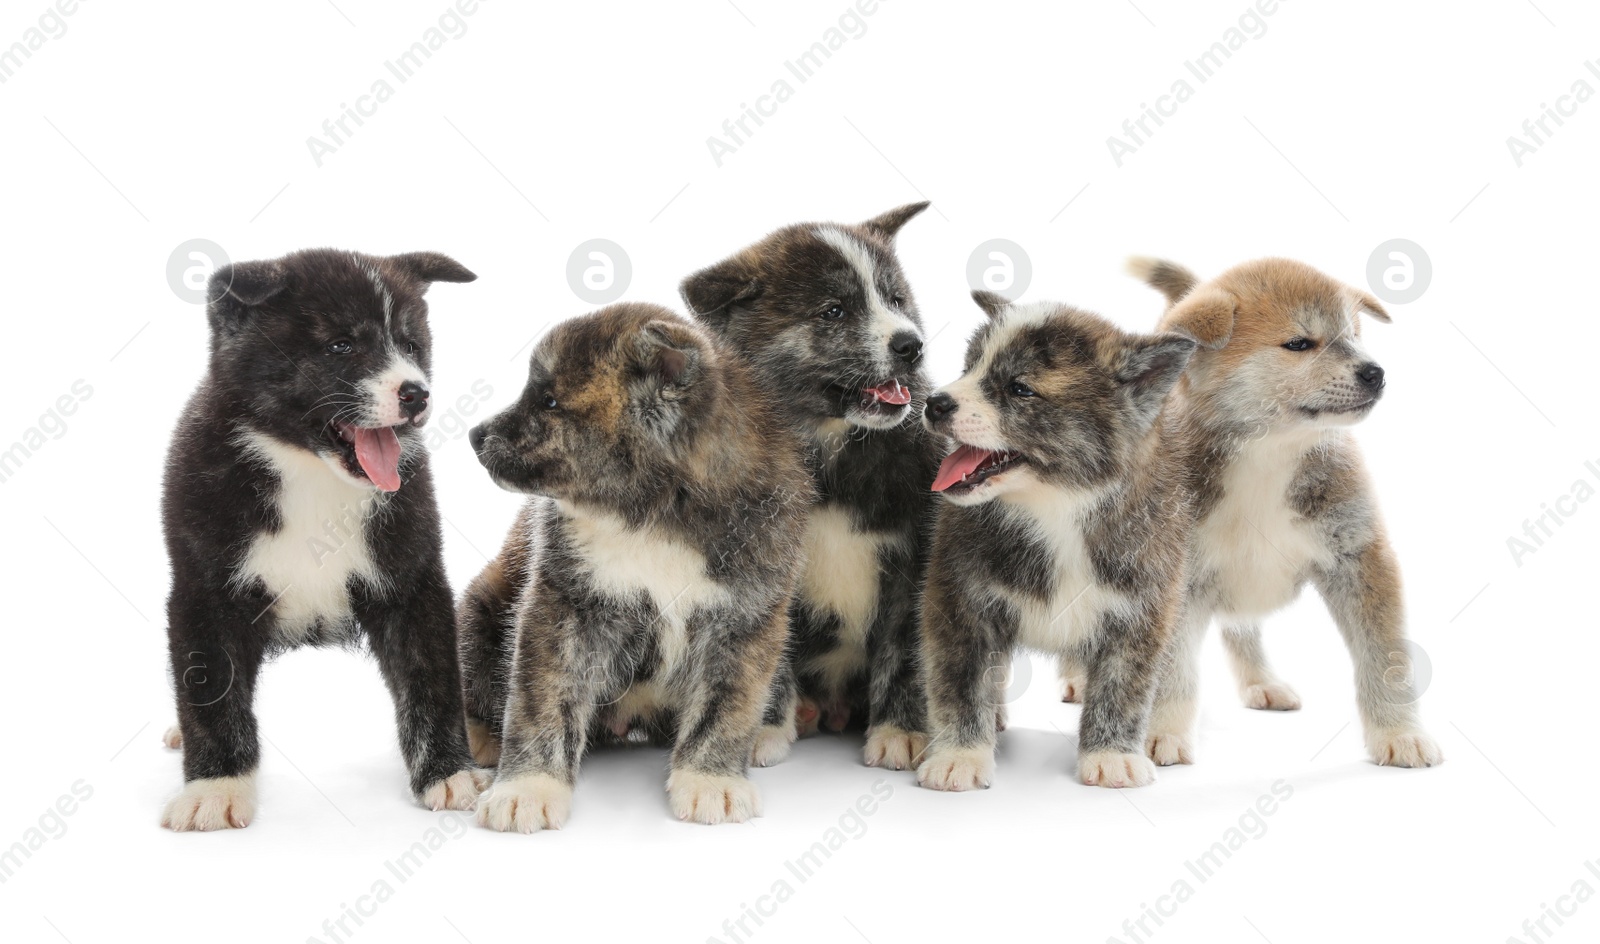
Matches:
[[931, 445, 990, 492], [352, 426, 403, 492], [864, 381, 910, 405]]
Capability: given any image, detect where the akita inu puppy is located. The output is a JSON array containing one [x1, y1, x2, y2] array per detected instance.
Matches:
[[460, 304, 810, 830], [681, 203, 940, 770], [915, 291, 1197, 790], [1130, 257, 1442, 769], [160, 249, 484, 830]]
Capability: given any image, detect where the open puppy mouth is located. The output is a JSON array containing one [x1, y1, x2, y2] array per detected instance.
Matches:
[[327, 421, 408, 492], [849, 379, 913, 417], [931, 444, 1027, 494]]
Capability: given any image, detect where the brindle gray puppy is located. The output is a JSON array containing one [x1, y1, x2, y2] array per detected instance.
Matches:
[[1130, 258, 1442, 769], [461, 304, 811, 830], [680, 203, 940, 771], [915, 292, 1196, 790]]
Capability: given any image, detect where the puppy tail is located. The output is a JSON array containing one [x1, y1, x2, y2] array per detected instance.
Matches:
[[1126, 257, 1198, 307]]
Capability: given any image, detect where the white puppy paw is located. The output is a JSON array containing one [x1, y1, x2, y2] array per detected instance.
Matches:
[[1145, 732, 1195, 766], [916, 745, 995, 791], [161, 774, 257, 831], [465, 718, 501, 768], [1368, 728, 1443, 768], [477, 772, 572, 832], [667, 770, 761, 825], [1079, 749, 1156, 788], [863, 724, 929, 771], [750, 724, 796, 767], [162, 725, 183, 750], [1242, 682, 1302, 711], [420, 768, 490, 811]]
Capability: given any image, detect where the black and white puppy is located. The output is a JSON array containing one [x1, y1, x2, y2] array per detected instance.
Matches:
[[462, 305, 811, 830], [680, 203, 940, 769], [915, 292, 1195, 790], [160, 248, 483, 830]]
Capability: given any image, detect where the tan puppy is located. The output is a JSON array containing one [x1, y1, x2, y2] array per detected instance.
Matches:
[[1124, 257, 1442, 769]]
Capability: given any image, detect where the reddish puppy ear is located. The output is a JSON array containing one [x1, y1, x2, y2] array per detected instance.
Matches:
[[1159, 287, 1236, 350], [1354, 289, 1391, 323]]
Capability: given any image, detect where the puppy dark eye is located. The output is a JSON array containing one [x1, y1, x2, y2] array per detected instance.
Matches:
[[1282, 337, 1316, 352], [820, 304, 846, 321], [401, 340, 420, 357], [1008, 380, 1036, 398], [327, 340, 353, 355], [541, 393, 559, 410], [891, 294, 906, 308]]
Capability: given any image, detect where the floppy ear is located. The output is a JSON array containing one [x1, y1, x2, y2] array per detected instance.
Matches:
[[680, 253, 762, 329], [631, 319, 706, 396], [1159, 287, 1236, 350], [207, 260, 286, 308], [1116, 333, 1197, 422], [1353, 289, 1390, 323], [388, 251, 477, 287], [970, 290, 1010, 320], [1126, 256, 1199, 308], [860, 201, 930, 242]]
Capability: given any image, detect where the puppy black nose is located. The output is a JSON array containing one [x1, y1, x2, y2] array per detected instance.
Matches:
[[1356, 363, 1386, 391], [468, 424, 487, 454], [889, 331, 923, 364], [925, 392, 958, 422], [397, 381, 429, 418]]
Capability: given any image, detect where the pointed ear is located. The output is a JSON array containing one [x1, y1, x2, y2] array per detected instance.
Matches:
[[1159, 287, 1236, 350], [861, 201, 930, 242], [387, 251, 477, 287], [1116, 333, 1197, 421], [1353, 289, 1390, 323], [680, 253, 762, 328], [971, 290, 1010, 320], [631, 319, 707, 395], [207, 260, 286, 308]]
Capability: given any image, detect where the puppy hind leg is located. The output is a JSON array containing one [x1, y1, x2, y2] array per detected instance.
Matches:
[[1221, 622, 1302, 711], [1146, 608, 1207, 767], [751, 654, 799, 767]]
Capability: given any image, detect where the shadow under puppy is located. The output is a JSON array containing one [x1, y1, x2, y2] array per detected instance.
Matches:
[[161, 249, 483, 830], [680, 202, 940, 770], [1130, 257, 1441, 769], [460, 304, 811, 830], [916, 291, 1196, 790]]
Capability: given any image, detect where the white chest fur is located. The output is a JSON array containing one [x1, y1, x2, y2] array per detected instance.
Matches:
[[1194, 431, 1332, 619], [560, 506, 724, 674], [232, 433, 385, 641], [798, 505, 890, 683], [999, 485, 1132, 653]]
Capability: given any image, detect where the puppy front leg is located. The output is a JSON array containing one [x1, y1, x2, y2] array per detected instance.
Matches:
[[668, 605, 786, 825], [751, 650, 799, 767], [1315, 538, 1442, 768], [864, 544, 930, 770], [1221, 622, 1301, 711], [479, 618, 608, 833], [916, 585, 1014, 791], [163, 587, 267, 831], [1079, 604, 1173, 788], [360, 564, 484, 812]]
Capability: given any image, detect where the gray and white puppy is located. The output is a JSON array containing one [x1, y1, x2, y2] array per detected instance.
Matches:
[[1129, 258, 1442, 769], [915, 292, 1196, 790], [460, 304, 811, 830]]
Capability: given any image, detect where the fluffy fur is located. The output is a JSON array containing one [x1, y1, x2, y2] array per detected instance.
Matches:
[[915, 291, 1196, 790], [679, 203, 940, 769], [1128, 257, 1442, 768], [160, 248, 482, 830], [457, 304, 811, 829]]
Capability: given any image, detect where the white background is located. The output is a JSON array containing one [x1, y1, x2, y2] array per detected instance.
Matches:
[[2, 1, 1596, 942]]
